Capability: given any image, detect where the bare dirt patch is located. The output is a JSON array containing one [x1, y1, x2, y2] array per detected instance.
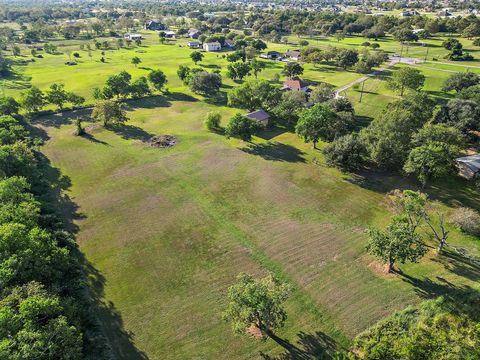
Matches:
[[246, 324, 266, 339], [145, 135, 178, 148], [368, 260, 396, 278]]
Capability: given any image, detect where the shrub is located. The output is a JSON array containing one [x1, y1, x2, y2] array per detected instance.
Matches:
[[451, 207, 480, 236], [204, 112, 221, 131]]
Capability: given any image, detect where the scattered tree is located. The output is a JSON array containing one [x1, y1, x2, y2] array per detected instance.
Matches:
[[204, 111, 221, 131], [131, 56, 141, 68], [225, 113, 263, 141], [367, 218, 426, 273], [190, 51, 204, 65], [222, 273, 291, 337], [388, 67, 425, 96], [91, 99, 128, 127], [148, 69, 168, 92], [282, 62, 304, 78]]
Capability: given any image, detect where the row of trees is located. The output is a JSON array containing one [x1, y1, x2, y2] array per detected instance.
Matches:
[[302, 46, 389, 73], [19, 84, 84, 113], [93, 69, 167, 100]]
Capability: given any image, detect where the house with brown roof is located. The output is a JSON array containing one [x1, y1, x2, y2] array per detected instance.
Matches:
[[282, 77, 310, 93], [245, 109, 270, 127]]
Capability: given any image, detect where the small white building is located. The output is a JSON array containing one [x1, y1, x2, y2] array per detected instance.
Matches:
[[203, 41, 221, 52], [124, 33, 143, 41], [187, 41, 201, 49]]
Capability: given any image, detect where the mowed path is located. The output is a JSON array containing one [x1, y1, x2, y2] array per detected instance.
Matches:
[[38, 98, 479, 359]]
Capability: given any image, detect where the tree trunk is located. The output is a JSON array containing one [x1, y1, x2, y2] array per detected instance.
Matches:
[[387, 255, 394, 273], [313, 141, 317, 149]]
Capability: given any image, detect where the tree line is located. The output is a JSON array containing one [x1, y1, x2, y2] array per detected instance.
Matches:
[[0, 93, 110, 358]]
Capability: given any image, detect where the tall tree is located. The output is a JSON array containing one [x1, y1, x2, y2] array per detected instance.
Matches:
[[225, 113, 263, 141], [131, 56, 141, 68], [367, 218, 427, 273], [295, 103, 345, 148], [21, 86, 45, 113], [190, 51, 204, 65], [282, 62, 304, 78], [388, 67, 425, 96], [91, 100, 128, 127], [222, 273, 291, 336], [148, 69, 168, 92]]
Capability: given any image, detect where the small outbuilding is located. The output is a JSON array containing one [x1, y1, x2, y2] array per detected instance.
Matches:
[[224, 39, 235, 49], [187, 41, 201, 49], [245, 109, 270, 127], [456, 155, 480, 180]]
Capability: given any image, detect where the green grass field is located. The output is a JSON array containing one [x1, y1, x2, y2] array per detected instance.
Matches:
[[37, 102, 480, 359], [4, 30, 480, 359]]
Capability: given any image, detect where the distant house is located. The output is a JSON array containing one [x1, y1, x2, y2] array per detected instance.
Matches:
[[187, 41, 201, 49], [124, 33, 143, 41], [260, 51, 282, 60], [224, 39, 235, 49], [437, 9, 453, 17], [282, 77, 310, 93], [203, 41, 221, 52], [245, 109, 270, 127], [144, 21, 167, 31], [189, 29, 201, 39], [400, 10, 419, 17], [456, 155, 480, 180], [163, 30, 176, 38], [284, 50, 301, 61]]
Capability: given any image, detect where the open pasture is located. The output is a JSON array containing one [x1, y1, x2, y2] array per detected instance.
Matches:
[[37, 90, 480, 358]]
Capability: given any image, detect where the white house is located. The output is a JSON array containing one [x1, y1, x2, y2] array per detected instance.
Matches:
[[124, 33, 143, 41], [203, 41, 221, 52]]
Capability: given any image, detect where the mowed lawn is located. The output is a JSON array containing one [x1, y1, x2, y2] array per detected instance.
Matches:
[[38, 91, 480, 359]]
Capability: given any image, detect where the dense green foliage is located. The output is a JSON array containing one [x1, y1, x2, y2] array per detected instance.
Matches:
[[295, 103, 347, 148], [354, 292, 480, 359], [0, 92, 106, 358], [225, 113, 263, 141]]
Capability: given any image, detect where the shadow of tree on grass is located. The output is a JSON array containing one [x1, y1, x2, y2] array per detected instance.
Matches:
[[260, 331, 338, 360], [110, 124, 154, 141], [35, 133, 149, 359], [241, 142, 306, 163]]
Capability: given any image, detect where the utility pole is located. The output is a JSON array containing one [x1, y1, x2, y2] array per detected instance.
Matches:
[[359, 79, 366, 103]]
